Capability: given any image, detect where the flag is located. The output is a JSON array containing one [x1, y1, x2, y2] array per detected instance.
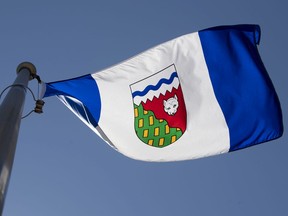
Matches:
[[42, 24, 283, 162]]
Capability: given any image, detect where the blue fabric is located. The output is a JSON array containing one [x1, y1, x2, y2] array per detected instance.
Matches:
[[44, 74, 101, 127], [199, 25, 283, 151]]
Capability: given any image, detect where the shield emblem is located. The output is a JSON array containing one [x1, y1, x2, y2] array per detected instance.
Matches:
[[130, 64, 187, 148]]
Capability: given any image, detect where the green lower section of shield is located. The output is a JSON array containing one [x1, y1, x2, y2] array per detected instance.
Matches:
[[134, 104, 183, 148]]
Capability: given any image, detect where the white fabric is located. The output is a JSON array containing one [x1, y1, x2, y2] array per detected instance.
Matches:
[[90, 32, 230, 161]]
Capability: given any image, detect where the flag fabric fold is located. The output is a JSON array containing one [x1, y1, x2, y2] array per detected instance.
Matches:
[[42, 24, 283, 161]]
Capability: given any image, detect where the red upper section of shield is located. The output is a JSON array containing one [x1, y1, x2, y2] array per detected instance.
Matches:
[[142, 86, 187, 133]]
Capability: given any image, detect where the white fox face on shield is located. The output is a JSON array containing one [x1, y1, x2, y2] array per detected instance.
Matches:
[[163, 95, 179, 115]]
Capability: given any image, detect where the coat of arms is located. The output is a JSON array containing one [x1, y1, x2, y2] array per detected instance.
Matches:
[[130, 64, 187, 148]]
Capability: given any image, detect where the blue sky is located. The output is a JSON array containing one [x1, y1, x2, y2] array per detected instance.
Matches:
[[0, 0, 287, 215]]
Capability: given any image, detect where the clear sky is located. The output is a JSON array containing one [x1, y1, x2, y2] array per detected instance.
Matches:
[[0, 0, 287, 215]]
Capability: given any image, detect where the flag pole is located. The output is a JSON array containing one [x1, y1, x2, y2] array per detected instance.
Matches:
[[0, 62, 37, 215]]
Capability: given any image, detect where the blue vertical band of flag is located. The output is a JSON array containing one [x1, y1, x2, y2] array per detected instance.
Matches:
[[44, 75, 101, 127], [199, 25, 283, 151]]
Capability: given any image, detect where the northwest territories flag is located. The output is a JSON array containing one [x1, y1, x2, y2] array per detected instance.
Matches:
[[42, 25, 283, 162]]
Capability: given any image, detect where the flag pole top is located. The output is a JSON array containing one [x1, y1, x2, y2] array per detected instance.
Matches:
[[16, 62, 37, 80]]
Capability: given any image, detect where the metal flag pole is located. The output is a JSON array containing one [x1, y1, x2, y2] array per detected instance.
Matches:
[[0, 62, 37, 215]]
